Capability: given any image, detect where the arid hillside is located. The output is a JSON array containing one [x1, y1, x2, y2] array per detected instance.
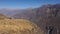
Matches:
[[0, 14, 44, 34]]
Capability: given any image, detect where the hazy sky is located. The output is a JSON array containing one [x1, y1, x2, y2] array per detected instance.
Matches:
[[0, 0, 60, 9]]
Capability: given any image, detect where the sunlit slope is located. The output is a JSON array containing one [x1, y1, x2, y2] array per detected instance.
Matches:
[[0, 14, 11, 19], [0, 19, 44, 34]]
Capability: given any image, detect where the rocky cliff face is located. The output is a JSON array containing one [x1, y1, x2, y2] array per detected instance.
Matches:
[[13, 4, 60, 34]]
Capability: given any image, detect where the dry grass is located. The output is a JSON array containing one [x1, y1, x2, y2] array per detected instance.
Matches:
[[0, 19, 44, 34]]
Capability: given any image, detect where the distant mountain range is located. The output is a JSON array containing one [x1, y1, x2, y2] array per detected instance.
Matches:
[[0, 8, 25, 17]]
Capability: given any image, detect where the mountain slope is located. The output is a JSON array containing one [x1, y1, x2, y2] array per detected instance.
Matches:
[[13, 4, 60, 34], [0, 14, 44, 34], [0, 14, 11, 19], [0, 19, 44, 34]]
